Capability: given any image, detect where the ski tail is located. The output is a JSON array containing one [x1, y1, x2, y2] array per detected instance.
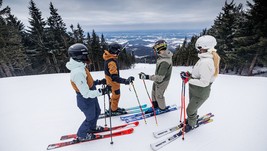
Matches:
[[60, 121, 139, 140]]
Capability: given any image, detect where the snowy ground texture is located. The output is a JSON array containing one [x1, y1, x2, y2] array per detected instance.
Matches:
[[0, 63, 267, 151]]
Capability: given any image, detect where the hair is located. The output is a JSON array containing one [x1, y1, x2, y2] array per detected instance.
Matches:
[[211, 50, 220, 77]]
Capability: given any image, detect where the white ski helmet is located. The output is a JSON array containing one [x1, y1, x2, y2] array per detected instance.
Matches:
[[195, 35, 217, 53]]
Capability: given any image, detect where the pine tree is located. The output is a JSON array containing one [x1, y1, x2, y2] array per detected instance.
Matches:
[[232, 5, 250, 75], [243, 0, 267, 75], [6, 13, 32, 76], [209, 0, 243, 74], [118, 45, 134, 69], [76, 24, 84, 43], [0, 0, 12, 77], [27, 0, 53, 74], [91, 30, 101, 71], [0, 0, 31, 77], [47, 2, 69, 73]]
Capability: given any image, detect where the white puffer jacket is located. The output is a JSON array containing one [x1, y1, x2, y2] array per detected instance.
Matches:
[[189, 52, 215, 87], [66, 58, 102, 99]]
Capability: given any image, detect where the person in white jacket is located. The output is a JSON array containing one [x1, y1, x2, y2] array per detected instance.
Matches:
[[180, 35, 220, 132], [66, 43, 109, 141]]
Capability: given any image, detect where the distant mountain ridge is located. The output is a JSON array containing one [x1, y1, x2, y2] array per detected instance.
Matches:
[[98, 29, 201, 56]]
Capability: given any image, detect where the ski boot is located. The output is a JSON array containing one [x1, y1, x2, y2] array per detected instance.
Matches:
[[76, 133, 96, 142], [105, 107, 127, 116]]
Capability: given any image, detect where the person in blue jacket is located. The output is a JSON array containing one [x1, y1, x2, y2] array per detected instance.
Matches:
[[66, 43, 109, 141]]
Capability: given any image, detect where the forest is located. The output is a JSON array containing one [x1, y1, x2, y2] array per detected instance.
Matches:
[[172, 0, 267, 76], [0, 0, 266, 77], [0, 0, 135, 77]]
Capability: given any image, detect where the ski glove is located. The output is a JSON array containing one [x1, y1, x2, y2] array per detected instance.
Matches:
[[180, 71, 191, 84], [99, 86, 111, 95], [95, 78, 106, 85], [139, 72, 149, 80], [125, 76, 135, 85], [99, 78, 106, 85]]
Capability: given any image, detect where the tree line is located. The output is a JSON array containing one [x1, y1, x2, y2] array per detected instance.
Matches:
[[173, 0, 267, 76], [0, 0, 135, 78], [1, 0, 266, 78]]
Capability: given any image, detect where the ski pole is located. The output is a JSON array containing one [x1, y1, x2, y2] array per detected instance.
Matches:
[[106, 85, 114, 144], [182, 81, 186, 140], [180, 81, 184, 122], [102, 84, 107, 127], [142, 79, 158, 125], [130, 82, 147, 124]]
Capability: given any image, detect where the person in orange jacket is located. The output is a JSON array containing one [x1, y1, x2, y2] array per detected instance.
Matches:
[[103, 42, 134, 116]]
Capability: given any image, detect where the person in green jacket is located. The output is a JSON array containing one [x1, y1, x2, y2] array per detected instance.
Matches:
[[139, 40, 173, 110]]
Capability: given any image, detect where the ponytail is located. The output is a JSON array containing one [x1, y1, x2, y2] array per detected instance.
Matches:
[[211, 50, 220, 77]]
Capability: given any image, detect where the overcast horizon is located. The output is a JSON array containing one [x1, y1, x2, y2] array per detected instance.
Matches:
[[3, 0, 252, 32]]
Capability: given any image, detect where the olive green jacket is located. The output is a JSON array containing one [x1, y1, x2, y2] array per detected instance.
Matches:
[[149, 50, 173, 84]]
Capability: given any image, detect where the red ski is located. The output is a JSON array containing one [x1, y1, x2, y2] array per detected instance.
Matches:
[[47, 128, 134, 150], [60, 121, 139, 140]]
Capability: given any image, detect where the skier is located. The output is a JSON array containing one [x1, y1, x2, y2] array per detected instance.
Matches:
[[180, 35, 220, 132], [66, 43, 110, 141], [103, 42, 135, 116], [139, 40, 173, 111]]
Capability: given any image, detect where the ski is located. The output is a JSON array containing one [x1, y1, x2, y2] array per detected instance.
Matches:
[[47, 128, 134, 150], [121, 105, 178, 123], [150, 118, 213, 151], [120, 104, 178, 121], [122, 104, 147, 111], [98, 104, 148, 119], [60, 121, 139, 140], [98, 107, 150, 119], [153, 113, 214, 138]]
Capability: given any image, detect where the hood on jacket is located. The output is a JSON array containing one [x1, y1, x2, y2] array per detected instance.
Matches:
[[158, 50, 173, 59], [103, 50, 118, 61], [66, 58, 86, 71]]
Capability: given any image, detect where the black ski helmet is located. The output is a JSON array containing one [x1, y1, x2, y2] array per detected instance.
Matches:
[[108, 42, 122, 55], [68, 43, 89, 62], [153, 40, 167, 53]]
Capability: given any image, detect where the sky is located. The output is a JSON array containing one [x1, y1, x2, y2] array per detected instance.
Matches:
[[3, 0, 252, 32], [0, 63, 267, 151]]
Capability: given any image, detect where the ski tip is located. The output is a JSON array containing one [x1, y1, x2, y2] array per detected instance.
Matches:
[[207, 112, 215, 117], [150, 144, 158, 151], [47, 144, 56, 150], [134, 121, 140, 126], [207, 119, 214, 123], [153, 132, 159, 138], [126, 128, 134, 134]]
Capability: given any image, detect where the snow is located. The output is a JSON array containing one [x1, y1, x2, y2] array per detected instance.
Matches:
[[0, 63, 267, 151]]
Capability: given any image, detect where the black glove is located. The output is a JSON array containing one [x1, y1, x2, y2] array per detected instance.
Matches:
[[95, 78, 106, 85], [99, 86, 111, 95], [180, 71, 191, 84], [125, 76, 135, 85], [99, 78, 106, 85], [139, 72, 149, 80]]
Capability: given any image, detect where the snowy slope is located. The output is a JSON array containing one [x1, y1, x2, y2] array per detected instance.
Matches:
[[0, 63, 267, 151]]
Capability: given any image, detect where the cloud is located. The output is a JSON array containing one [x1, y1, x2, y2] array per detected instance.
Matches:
[[3, 0, 252, 32]]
